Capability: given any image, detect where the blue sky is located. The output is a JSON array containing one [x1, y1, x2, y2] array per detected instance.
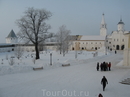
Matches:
[[0, 0, 130, 43]]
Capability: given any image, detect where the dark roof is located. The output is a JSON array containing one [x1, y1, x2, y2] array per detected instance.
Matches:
[[7, 30, 17, 38], [118, 19, 124, 24], [68, 35, 80, 41]]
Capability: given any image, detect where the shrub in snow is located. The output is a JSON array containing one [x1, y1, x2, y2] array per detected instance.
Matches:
[[1, 59, 3, 64], [14, 46, 24, 59], [8, 57, 15, 66], [6, 54, 8, 60], [32, 58, 36, 64]]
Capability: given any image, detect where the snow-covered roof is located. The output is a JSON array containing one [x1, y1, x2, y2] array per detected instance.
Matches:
[[80, 35, 105, 41], [0, 43, 14, 46]]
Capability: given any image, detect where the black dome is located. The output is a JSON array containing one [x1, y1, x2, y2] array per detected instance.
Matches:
[[118, 19, 124, 24]]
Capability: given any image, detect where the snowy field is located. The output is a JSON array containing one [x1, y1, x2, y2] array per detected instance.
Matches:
[[0, 50, 130, 97]]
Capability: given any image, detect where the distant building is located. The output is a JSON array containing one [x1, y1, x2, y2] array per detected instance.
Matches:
[[106, 18, 130, 51], [0, 30, 58, 52], [2, 14, 129, 53], [70, 14, 106, 51], [6, 29, 18, 44]]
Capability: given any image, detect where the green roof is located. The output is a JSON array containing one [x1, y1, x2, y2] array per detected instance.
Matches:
[[7, 30, 17, 38]]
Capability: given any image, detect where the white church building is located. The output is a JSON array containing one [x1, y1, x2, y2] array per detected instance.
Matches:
[[106, 18, 130, 51], [70, 14, 106, 51]]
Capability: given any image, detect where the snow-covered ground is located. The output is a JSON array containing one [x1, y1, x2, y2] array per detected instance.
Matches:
[[0, 50, 130, 97], [0, 50, 103, 75]]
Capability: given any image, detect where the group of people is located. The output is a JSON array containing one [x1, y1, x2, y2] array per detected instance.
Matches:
[[96, 62, 111, 71]]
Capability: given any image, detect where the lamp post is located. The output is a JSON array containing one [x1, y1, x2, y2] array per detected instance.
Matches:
[[50, 53, 52, 65], [105, 35, 107, 55], [75, 42, 77, 59]]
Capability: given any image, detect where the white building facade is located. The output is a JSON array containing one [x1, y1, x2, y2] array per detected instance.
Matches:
[[123, 33, 130, 66], [106, 19, 130, 51], [70, 14, 106, 51]]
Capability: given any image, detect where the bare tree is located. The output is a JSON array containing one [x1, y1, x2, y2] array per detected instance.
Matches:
[[56, 25, 71, 56], [16, 7, 52, 59], [14, 45, 24, 59]]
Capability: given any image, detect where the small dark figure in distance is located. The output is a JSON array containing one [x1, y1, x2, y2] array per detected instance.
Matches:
[[108, 62, 111, 71], [98, 93, 103, 97], [115, 50, 117, 54], [100, 63, 103, 71], [101, 76, 108, 91], [102, 61, 106, 71], [97, 62, 99, 71]]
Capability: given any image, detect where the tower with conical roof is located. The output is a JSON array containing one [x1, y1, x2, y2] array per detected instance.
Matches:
[[100, 13, 107, 36], [6, 30, 18, 44]]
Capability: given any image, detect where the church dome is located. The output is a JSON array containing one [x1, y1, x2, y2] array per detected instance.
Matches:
[[118, 19, 124, 24]]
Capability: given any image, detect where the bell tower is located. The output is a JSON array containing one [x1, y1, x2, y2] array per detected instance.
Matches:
[[100, 13, 107, 36], [117, 18, 124, 31]]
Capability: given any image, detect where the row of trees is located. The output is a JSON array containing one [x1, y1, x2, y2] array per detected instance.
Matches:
[[16, 7, 72, 59]]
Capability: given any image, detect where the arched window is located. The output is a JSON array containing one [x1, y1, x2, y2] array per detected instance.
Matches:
[[121, 45, 124, 50], [116, 45, 120, 50]]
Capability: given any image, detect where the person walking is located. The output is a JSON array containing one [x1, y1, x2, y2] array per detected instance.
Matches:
[[101, 76, 108, 91], [98, 93, 103, 97], [108, 62, 111, 71], [102, 62, 106, 71], [100, 63, 103, 71], [115, 50, 117, 54], [97, 62, 99, 71]]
